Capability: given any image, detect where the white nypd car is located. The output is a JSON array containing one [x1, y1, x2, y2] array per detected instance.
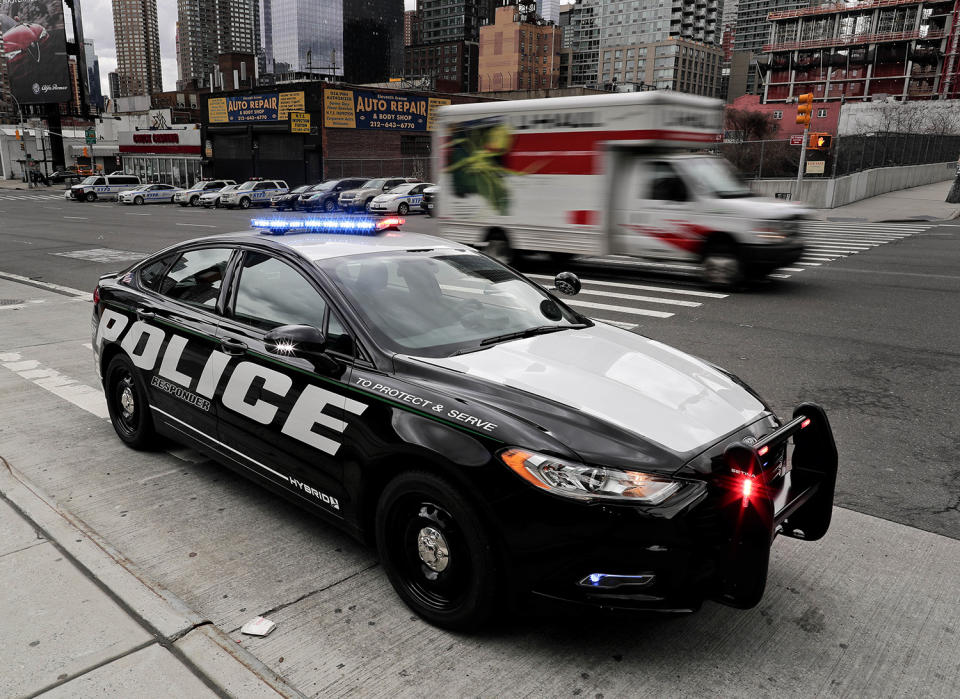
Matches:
[[118, 183, 184, 205], [369, 182, 435, 215]]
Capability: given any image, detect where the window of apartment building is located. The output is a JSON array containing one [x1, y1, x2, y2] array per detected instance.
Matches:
[[773, 111, 783, 119], [817, 108, 828, 117]]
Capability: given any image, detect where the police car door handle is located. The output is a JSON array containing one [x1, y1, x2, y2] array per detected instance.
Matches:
[[136, 307, 156, 321], [220, 338, 247, 355]]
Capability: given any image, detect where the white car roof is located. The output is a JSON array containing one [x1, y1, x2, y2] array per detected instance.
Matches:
[[229, 229, 465, 262]]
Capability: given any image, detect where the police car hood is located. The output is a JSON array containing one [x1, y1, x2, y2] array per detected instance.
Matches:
[[410, 323, 766, 467]]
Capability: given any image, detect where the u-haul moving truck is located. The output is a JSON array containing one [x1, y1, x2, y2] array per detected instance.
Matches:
[[432, 92, 805, 286]]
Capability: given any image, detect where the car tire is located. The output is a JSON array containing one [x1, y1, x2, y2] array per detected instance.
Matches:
[[397, 202, 409, 215], [134, 196, 144, 205], [701, 237, 745, 290], [376, 471, 501, 631], [105, 354, 157, 450], [85, 191, 97, 202], [324, 198, 336, 213], [364, 199, 373, 213], [424, 208, 433, 217], [190, 196, 199, 207], [239, 197, 251, 210]]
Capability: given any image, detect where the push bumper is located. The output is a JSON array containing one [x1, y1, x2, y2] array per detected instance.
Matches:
[[520, 403, 838, 612]]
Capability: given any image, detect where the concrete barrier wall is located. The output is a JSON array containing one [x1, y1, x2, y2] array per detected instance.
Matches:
[[749, 161, 955, 208]]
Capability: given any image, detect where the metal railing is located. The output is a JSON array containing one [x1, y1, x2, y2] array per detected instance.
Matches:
[[719, 132, 960, 179], [769, 0, 926, 21], [763, 29, 945, 53]]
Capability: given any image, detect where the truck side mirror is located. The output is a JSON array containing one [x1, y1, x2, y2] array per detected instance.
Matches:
[[553, 272, 581, 296]]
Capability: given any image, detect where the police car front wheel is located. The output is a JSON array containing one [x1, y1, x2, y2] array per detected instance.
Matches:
[[85, 191, 97, 202], [239, 198, 251, 209], [397, 202, 409, 215], [105, 354, 156, 450], [376, 471, 501, 631]]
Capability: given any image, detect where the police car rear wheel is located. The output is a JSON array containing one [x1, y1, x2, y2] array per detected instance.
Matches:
[[85, 191, 97, 202], [376, 471, 500, 630], [239, 198, 251, 210], [105, 354, 156, 450], [398, 202, 409, 215]]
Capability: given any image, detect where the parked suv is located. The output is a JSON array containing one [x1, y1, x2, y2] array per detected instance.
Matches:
[[300, 177, 368, 212], [338, 177, 416, 213], [67, 174, 141, 202], [220, 179, 289, 209]]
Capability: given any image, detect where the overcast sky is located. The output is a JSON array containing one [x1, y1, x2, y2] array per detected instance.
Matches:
[[83, 0, 571, 94]]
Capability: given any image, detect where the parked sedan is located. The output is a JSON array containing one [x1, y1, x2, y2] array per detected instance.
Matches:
[[271, 184, 313, 211], [199, 184, 239, 208], [48, 170, 83, 185], [369, 182, 435, 215], [118, 184, 184, 205], [299, 177, 368, 212]]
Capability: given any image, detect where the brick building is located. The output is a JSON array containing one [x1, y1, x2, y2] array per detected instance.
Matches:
[[479, 5, 563, 91]]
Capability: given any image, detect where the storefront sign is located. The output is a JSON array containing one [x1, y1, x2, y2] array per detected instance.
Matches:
[[119, 129, 201, 155], [208, 91, 305, 123], [324, 88, 450, 131], [133, 133, 180, 144], [290, 112, 311, 134]]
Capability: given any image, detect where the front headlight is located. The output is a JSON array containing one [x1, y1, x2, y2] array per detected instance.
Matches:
[[500, 448, 681, 504]]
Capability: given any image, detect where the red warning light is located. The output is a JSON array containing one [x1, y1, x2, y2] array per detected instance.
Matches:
[[801, 418, 812, 429], [757, 445, 769, 457]]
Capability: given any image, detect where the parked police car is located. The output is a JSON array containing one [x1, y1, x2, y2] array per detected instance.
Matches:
[[369, 182, 434, 215], [220, 178, 289, 209], [174, 179, 237, 207], [338, 177, 415, 213], [67, 173, 141, 202], [118, 183, 184, 205], [92, 218, 838, 630]]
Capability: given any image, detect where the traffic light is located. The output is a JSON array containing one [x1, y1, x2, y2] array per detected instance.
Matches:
[[14, 129, 21, 141], [82, 147, 89, 158], [808, 133, 832, 150], [796, 93, 813, 127]]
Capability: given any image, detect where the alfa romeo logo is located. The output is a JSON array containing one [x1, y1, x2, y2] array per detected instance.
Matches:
[[31, 83, 40, 95]]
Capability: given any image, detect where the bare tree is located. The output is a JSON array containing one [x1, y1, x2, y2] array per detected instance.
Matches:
[[724, 108, 778, 143]]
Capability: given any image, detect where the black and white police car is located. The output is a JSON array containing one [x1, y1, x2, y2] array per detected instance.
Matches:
[[220, 178, 290, 209], [92, 216, 838, 630]]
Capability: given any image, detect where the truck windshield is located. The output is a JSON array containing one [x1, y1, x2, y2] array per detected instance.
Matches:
[[685, 158, 753, 199], [321, 251, 587, 358]]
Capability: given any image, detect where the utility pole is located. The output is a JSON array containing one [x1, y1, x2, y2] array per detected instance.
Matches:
[[795, 93, 813, 195]]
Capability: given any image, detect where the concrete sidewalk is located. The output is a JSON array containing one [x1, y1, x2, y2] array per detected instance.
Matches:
[[808, 179, 958, 222], [0, 459, 301, 698]]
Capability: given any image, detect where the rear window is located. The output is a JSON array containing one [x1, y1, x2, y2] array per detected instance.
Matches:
[[109, 176, 139, 185]]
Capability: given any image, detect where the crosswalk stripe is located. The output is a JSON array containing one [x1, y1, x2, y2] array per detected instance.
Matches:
[[571, 288, 701, 307], [595, 319, 638, 330], [797, 262, 822, 266], [526, 274, 726, 299], [569, 299, 674, 319], [779, 267, 804, 272]]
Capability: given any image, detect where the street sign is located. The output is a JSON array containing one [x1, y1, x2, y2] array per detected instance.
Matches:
[[790, 135, 804, 146], [806, 160, 826, 174], [85, 127, 96, 145], [290, 112, 311, 134]]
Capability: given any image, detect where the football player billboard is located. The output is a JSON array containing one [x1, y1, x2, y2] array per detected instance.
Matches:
[[1, 0, 71, 104]]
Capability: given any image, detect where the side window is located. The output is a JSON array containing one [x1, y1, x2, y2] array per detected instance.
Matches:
[[646, 162, 689, 203], [157, 247, 234, 308], [233, 252, 327, 332], [139, 255, 175, 291], [254, 182, 271, 191], [326, 312, 354, 357]]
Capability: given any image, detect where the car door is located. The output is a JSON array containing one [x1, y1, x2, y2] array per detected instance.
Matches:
[[214, 249, 364, 517], [612, 160, 700, 261], [130, 246, 236, 443]]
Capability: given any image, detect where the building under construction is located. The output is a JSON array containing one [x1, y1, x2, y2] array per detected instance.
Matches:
[[761, 0, 960, 103]]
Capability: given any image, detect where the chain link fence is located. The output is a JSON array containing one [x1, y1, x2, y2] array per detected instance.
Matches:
[[720, 133, 960, 180], [323, 158, 431, 182]]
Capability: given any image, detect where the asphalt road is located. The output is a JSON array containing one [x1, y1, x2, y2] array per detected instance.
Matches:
[[1, 193, 959, 696], [1, 193, 958, 539]]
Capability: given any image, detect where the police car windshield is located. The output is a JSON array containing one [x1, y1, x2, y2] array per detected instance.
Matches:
[[80, 176, 102, 185], [387, 184, 416, 195], [237, 181, 260, 191], [218, 184, 239, 193], [322, 251, 586, 358]]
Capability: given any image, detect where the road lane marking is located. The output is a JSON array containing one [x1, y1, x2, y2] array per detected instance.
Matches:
[[51, 248, 144, 263], [567, 299, 674, 318], [547, 286, 700, 307], [526, 273, 727, 298], [595, 319, 638, 330], [176, 223, 217, 228], [0, 271, 89, 297], [0, 352, 108, 419], [779, 267, 804, 272], [63, 216, 88, 220]]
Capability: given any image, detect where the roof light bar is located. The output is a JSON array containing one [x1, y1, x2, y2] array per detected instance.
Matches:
[[250, 215, 405, 236]]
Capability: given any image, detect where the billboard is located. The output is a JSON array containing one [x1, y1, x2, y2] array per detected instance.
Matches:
[[324, 88, 450, 131], [207, 91, 306, 123], [0, 0, 72, 104]]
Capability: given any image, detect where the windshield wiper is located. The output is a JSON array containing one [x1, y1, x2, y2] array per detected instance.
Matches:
[[479, 323, 588, 346]]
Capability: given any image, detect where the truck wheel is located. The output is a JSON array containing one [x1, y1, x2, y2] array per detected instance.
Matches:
[[701, 238, 744, 289], [376, 471, 501, 631], [85, 191, 97, 202], [485, 232, 515, 266]]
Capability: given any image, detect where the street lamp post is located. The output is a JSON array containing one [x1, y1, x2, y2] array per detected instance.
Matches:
[[8, 93, 34, 188]]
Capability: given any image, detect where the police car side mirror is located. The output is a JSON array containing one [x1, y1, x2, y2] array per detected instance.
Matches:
[[552, 272, 581, 296], [264, 324, 327, 357]]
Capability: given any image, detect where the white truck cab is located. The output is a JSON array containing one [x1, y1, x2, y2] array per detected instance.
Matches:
[[433, 92, 806, 286]]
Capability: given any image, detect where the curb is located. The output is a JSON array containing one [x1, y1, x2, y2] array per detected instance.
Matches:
[[0, 457, 304, 698]]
